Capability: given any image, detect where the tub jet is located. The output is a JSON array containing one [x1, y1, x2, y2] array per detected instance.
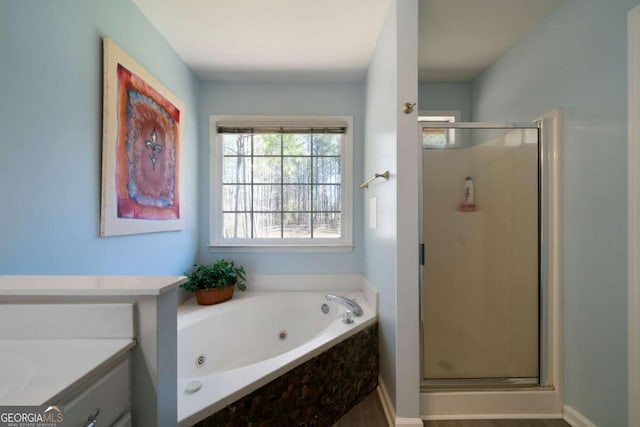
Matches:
[[196, 354, 206, 367]]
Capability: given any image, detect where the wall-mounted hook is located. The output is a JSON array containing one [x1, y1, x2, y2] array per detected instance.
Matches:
[[401, 102, 416, 114]]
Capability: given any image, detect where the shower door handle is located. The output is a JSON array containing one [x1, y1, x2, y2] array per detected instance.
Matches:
[[420, 243, 425, 265]]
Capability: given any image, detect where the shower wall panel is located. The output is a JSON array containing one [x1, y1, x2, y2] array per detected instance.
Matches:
[[422, 130, 538, 381]]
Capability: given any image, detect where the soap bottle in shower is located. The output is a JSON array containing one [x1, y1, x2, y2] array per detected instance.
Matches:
[[460, 176, 476, 212]]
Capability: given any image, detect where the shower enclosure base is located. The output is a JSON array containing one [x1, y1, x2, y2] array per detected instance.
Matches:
[[420, 386, 561, 420], [422, 377, 539, 391]]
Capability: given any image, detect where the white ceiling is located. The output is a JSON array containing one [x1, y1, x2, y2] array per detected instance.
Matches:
[[132, 0, 392, 82], [418, 0, 561, 82], [133, 0, 561, 83]]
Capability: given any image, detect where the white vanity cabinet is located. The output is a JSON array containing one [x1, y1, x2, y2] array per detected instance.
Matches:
[[0, 275, 185, 427], [60, 358, 130, 427]]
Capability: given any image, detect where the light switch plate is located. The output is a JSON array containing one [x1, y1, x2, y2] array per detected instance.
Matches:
[[369, 197, 377, 229]]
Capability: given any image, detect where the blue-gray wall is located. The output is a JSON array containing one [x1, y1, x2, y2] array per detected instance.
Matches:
[[197, 81, 364, 273], [0, 0, 200, 274], [2, 0, 633, 422], [471, 0, 634, 424], [418, 82, 472, 121], [363, 1, 399, 406], [418, 81, 472, 147]]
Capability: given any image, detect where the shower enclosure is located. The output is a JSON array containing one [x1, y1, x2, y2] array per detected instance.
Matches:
[[420, 122, 540, 388]]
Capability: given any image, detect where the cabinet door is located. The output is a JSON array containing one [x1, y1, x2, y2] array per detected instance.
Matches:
[[62, 359, 130, 426]]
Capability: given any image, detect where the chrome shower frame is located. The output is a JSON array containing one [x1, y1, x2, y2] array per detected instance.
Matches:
[[417, 120, 543, 391]]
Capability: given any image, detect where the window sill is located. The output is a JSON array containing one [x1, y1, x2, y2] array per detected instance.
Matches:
[[208, 244, 354, 254]]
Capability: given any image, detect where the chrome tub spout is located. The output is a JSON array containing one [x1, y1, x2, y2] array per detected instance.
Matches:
[[325, 293, 363, 324]]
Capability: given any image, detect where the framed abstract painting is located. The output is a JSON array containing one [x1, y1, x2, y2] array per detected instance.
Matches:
[[100, 37, 184, 236]]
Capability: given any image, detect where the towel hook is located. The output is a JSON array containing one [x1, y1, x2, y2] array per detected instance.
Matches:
[[401, 102, 416, 114]]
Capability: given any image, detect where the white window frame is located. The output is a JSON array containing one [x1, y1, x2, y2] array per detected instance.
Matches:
[[209, 115, 354, 253], [418, 110, 461, 148]]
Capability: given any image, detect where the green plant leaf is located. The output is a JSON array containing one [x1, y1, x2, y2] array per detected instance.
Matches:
[[181, 259, 247, 292]]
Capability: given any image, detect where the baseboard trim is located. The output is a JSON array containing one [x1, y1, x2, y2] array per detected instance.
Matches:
[[377, 376, 395, 427], [422, 414, 562, 420], [563, 405, 597, 427], [396, 417, 424, 426], [376, 378, 423, 427]]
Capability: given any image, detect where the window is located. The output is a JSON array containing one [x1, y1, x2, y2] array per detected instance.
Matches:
[[419, 110, 460, 148], [209, 116, 353, 251]]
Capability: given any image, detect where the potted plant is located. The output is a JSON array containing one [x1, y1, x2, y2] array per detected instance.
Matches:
[[182, 259, 247, 305]]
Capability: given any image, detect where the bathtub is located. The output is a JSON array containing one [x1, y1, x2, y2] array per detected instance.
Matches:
[[177, 290, 377, 426]]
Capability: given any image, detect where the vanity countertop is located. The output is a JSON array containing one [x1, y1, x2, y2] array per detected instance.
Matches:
[[0, 338, 135, 405], [0, 275, 186, 296]]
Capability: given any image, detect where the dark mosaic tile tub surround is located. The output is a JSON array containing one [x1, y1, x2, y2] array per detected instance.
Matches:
[[194, 322, 379, 427]]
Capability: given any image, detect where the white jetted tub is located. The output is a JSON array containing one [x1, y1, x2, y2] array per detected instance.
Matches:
[[177, 290, 376, 426]]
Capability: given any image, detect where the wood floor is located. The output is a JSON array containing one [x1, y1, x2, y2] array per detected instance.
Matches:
[[333, 391, 571, 427], [333, 390, 388, 427]]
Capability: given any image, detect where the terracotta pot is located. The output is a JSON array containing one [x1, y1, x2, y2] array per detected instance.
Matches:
[[195, 285, 234, 305]]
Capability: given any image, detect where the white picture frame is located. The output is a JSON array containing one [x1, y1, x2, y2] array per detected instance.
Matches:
[[100, 37, 185, 236]]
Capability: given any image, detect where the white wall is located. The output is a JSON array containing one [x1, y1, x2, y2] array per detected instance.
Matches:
[[471, 0, 635, 424]]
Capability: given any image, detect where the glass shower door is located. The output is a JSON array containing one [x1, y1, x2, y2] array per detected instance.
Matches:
[[421, 124, 540, 386]]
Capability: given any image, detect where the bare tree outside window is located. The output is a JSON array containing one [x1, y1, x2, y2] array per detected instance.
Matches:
[[220, 130, 343, 240]]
